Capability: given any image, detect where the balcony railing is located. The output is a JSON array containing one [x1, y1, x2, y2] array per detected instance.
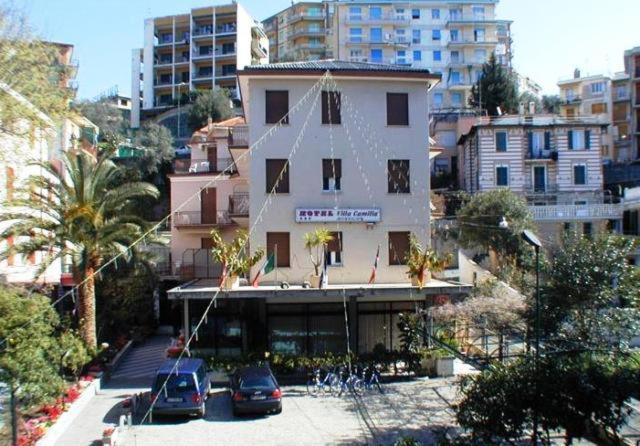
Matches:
[[524, 183, 559, 194], [173, 158, 237, 174], [174, 211, 233, 227], [229, 193, 249, 217], [525, 149, 558, 160], [528, 203, 623, 221], [216, 24, 237, 34], [179, 249, 223, 281], [193, 26, 213, 37], [291, 27, 324, 38], [229, 126, 248, 147]]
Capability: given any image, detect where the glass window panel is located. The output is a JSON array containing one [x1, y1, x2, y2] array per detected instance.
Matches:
[[268, 316, 306, 355]]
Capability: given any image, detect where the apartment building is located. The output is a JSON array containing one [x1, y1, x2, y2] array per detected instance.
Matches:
[[263, 2, 334, 62], [611, 72, 632, 162], [459, 115, 623, 240], [558, 72, 614, 163], [624, 47, 640, 160], [130, 3, 269, 129], [167, 61, 470, 356]]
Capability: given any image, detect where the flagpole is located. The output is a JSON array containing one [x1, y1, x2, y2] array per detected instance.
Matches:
[[274, 243, 278, 286]]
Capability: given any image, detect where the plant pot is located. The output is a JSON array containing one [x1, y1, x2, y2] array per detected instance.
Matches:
[[221, 275, 239, 290], [436, 357, 455, 377], [309, 274, 321, 289], [411, 271, 432, 287]]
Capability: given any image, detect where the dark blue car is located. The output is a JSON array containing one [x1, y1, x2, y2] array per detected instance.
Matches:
[[151, 358, 210, 417]]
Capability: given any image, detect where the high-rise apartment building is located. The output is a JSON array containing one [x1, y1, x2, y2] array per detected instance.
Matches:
[[624, 47, 640, 160], [263, 2, 334, 62], [131, 3, 269, 129], [611, 71, 632, 162]]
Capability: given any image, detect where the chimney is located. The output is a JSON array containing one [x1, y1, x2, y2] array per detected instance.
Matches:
[[518, 102, 525, 115], [529, 101, 536, 115], [574, 68, 581, 79]]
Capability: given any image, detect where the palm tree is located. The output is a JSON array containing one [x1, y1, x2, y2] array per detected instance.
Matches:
[[0, 150, 159, 347]]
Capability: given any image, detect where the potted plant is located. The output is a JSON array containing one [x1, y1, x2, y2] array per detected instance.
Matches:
[[405, 235, 452, 288], [209, 229, 265, 290], [303, 228, 333, 288]]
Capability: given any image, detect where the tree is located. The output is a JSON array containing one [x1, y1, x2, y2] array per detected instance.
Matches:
[[0, 151, 159, 347], [518, 91, 542, 114], [469, 53, 518, 116], [303, 229, 334, 277], [542, 234, 640, 350], [0, 4, 71, 159], [0, 286, 89, 407], [133, 121, 175, 175], [456, 190, 535, 268], [187, 88, 233, 131], [75, 99, 126, 142], [542, 95, 562, 114]]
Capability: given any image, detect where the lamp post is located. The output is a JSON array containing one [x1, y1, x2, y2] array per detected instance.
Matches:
[[176, 82, 187, 141], [521, 229, 542, 445]]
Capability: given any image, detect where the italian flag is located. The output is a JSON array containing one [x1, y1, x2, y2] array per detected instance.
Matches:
[[252, 253, 275, 287]]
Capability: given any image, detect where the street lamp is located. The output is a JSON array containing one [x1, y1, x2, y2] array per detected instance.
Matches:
[[177, 82, 187, 141], [521, 229, 542, 445]]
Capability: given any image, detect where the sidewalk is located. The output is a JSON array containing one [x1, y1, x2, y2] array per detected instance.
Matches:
[[53, 336, 170, 446]]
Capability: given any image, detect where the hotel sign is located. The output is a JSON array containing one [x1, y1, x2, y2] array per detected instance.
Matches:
[[295, 208, 381, 223]]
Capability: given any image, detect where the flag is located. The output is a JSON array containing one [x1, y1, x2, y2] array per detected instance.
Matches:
[[319, 246, 328, 289], [252, 253, 275, 287], [368, 245, 380, 284]]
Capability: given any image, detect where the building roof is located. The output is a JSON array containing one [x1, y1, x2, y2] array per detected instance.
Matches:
[[458, 114, 609, 144], [239, 59, 440, 81]]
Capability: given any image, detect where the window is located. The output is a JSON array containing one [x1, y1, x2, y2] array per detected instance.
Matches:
[[326, 232, 343, 266], [496, 166, 509, 186], [412, 29, 421, 44], [583, 222, 593, 237], [568, 130, 590, 150], [433, 50, 441, 62], [386, 93, 409, 126], [591, 103, 607, 114], [370, 27, 382, 43], [322, 159, 342, 191], [451, 92, 462, 107], [472, 6, 485, 19], [349, 27, 362, 43], [474, 28, 485, 42], [388, 232, 410, 265], [451, 71, 461, 85], [495, 131, 507, 151], [450, 29, 460, 41], [412, 8, 420, 19], [590, 82, 605, 94], [267, 232, 290, 267], [433, 93, 443, 107], [413, 50, 421, 62], [395, 8, 405, 19], [388, 160, 410, 193], [266, 159, 289, 193], [265, 90, 289, 124], [349, 6, 362, 20], [396, 50, 407, 64], [369, 6, 382, 20], [450, 50, 460, 63], [395, 28, 407, 43], [370, 48, 382, 63], [321, 91, 341, 124], [432, 29, 441, 41], [432, 9, 440, 19], [349, 49, 363, 61], [449, 8, 462, 20], [573, 165, 586, 185]]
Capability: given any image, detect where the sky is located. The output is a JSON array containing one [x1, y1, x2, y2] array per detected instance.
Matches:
[[20, 0, 640, 100]]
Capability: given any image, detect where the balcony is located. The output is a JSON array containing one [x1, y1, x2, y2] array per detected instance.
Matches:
[[447, 39, 499, 47], [229, 126, 248, 147], [154, 57, 173, 66], [193, 26, 213, 37], [563, 96, 582, 105], [178, 249, 223, 281], [173, 211, 234, 228], [193, 71, 213, 80], [173, 157, 237, 175], [251, 40, 268, 58], [524, 183, 559, 195], [289, 13, 324, 23], [291, 27, 325, 38], [229, 193, 249, 217], [525, 148, 558, 161], [216, 23, 237, 35], [528, 203, 623, 221]]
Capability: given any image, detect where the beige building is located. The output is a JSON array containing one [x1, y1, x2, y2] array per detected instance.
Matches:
[[166, 61, 471, 356], [611, 71, 632, 162], [263, 2, 333, 62], [131, 3, 268, 129], [459, 115, 623, 239], [624, 47, 640, 160]]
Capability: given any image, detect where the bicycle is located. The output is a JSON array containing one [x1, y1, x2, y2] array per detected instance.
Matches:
[[336, 364, 364, 396], [306, 366, 341, 396], [361, 365, 383, 393]]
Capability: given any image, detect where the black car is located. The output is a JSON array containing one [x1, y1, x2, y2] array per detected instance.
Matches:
[[230, 366, 282, 416]]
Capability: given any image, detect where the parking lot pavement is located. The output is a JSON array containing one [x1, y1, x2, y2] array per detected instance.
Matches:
[[120, 378, 461, 446]]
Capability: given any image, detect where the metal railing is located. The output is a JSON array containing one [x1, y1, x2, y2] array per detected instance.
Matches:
[[193, 26, 213, 36], [528, 203, 623, 221], [179, 249, 223, 281], [229, 193, 249, 217], [173, 210, 233, 227], [524, 183, 559, 194], [525, 149, 558, 160], [216, 24, 237, 34], [229, 126, 248, 146], [173, 158, 237, 174]]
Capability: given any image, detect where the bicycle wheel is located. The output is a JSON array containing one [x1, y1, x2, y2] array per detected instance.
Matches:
[[306, 379, 318, 397], [328, 374, 341, 396], [352, 379, 364, 396]]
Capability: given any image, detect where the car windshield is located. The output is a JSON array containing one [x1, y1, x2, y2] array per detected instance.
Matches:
[[239, 375, 274, 389], [154, 373, 196, 392]]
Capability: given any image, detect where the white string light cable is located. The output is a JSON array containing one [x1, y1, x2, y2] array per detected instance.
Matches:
[[0, 73, 331, 349], [136, 75, 328, 427]]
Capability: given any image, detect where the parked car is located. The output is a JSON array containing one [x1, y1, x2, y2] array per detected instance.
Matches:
[[150, 358, 210, 417], [175, 145, 191, 158], [230, 366, 282, 416]]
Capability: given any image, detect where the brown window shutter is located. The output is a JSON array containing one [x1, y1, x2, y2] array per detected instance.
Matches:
[[388, 231, 410, 265], [327, 232, 342, 252], [266, 90, 289, 124], [322, 159, 342, 178], [387, 93, 409, 125], [266, 159, 289, 193], [267, 232, 290, 267], [321, 91, 341, 124], [201, 238, 214, 249]]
